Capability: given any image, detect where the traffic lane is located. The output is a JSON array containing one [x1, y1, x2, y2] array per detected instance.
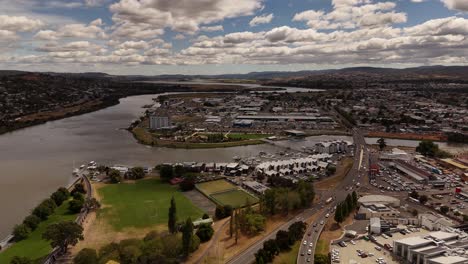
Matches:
[[227, 207, 320, 264]]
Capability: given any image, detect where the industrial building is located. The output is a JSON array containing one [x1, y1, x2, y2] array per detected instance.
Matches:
[[358, 195, 401, 207]]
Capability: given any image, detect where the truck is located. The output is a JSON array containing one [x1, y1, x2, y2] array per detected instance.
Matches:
[[326, 197, 333, 204]]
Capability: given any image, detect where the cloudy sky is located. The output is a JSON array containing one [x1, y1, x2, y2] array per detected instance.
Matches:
[[1, 0, 467, 75]]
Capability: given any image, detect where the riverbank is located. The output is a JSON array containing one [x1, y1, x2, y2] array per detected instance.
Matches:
[[131, 127, 267, 149]]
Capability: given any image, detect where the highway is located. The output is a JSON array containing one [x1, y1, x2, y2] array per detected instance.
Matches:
[[297, 128, 369, 264], [226, 129, 369, 264]]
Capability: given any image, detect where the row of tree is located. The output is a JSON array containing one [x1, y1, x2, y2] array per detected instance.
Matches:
[[254, 221, 307, 264], [13, 186, 73, 241], [261, 180, 315, 216], [334, 191, 358, 224], [168, 197, 214, 256]]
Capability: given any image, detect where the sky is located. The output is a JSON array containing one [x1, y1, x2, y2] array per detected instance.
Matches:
[[0, 0, 467, 75]]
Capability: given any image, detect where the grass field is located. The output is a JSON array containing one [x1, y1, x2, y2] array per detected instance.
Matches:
[[97, 178, 204, 230], [211, 190, 259, 208], [0, 200, 78, 263], [196, 179, 237, 195], [196, 179, 259, 208], [226, 133, 272, 140]]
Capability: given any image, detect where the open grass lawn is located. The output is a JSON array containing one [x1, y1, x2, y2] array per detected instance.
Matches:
[[0, 200, 78, 263], [273, 241, 300, 264], [210, 190, 259, 208], [195, 179, 237, 195], [315, 239, 329, 255], [97, 178, 204, 230], [227, 133, 272, 140]]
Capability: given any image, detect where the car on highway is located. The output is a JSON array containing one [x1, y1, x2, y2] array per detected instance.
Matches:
[[307, 232, 311, 236], [306, 258, 311, 262], [325, 213, 330, 218], [303, 240, 307, 245], [307, 249, 312, 255], [320, 220, 324, 225], [309, 242, 313, 247]]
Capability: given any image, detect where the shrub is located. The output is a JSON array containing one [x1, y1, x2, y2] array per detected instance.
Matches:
[[73, 248, 98, 264], [13, 224, 30, 241], [196, 223, 214, 242], [22, 215, 41, 231]]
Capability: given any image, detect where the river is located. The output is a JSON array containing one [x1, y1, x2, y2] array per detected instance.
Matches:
[[0, 84, 327, 239]]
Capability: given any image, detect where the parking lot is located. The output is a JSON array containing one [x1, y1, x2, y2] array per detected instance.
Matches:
[[331, 225, 431, 264], [331, 239, 398, 264]]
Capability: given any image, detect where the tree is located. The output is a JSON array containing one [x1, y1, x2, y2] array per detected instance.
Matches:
[[202, 213, 210, 219], [108, 169, 122, 183], [409, 190, 419, 199], [440, 205, 449, 215], [196, 223, 214, 242], [341, 201, 349, 218], [130, 166, 145, 180], [346, 194, 354, 211], [13, 224, 30, 240], [32, 200, 56, 220], [72, 192, 85, 201], [179, 178, 195, 192], [419, 195, 429, 205], [463, 215, 468, 223], [73, 248, 98, 264], [262, 239, 279, 262], [23, 215, 41, 231], [352, 191, 358, 208], [84, 198, 101, 211], [71, 183, 86, 195], [10, 256, 32, 264], [326, 165, 337, 176], [174, 165, 186, 177], [159, 165, 174, 182], [69, 199, 84, 213], [242, 213, 266, 235], [168, 196, 177, 234], [288, 221, 307, 242], [51, 188, 69, 206], [334, 203, 344, 224], [275, 230, 291, 251], [42, 221, 84, 252], [182, 218, 194, 256], [215, 206, 225, 219], [263, 189, 277, 215], [416, 140, 439, 157], [377, 137, 387, 151]]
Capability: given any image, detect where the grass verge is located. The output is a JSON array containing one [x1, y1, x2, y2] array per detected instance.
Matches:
[[273, 241, 300, 264], [315, 157, 354, 190], [0, 200, 78, 263]]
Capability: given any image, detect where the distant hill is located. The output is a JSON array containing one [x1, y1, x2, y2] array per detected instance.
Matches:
[[1, 65, 467, 81]]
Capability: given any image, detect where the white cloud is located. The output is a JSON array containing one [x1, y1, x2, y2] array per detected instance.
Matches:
[[249, 13, 274, 27], [0, 15, 44, 32], [34, 18, 106, 40], [441, 0, 468, 12], [200, 25, 224, 32], [110, 0, 264, 34]]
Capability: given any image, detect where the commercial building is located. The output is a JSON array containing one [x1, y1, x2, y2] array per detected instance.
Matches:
[[235, 115, 334, 123], [419, 213, 455, 231], [393, 231, 468, 264], [314, 140, 351, 154], [357, 203, 400, 219], [149, 115, 171, 130], [358, 195, 401, 207]]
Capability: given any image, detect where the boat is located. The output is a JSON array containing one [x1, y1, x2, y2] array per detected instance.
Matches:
[[72, 168, 80, 176], [79, 164, 85, 169]]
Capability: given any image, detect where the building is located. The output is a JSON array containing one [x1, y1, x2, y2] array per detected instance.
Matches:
[[370, 217, 382, 234], [390, 160, 431, 183], [358, 195, 401, 207], [357, 203, 400, 219], [419, 213, 455, 231], [393, 231, 468, 264], [150, 115, 171, 129], [243, 181, 269, 194], [314, 140, 351, 154]]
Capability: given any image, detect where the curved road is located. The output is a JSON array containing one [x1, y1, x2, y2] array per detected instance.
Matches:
[[297, 128, 369, 264], [226, 129, 369, 264]]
